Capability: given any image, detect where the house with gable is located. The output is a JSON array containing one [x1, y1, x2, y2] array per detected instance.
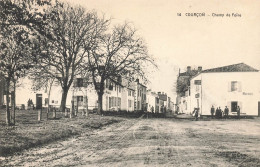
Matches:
[[190, 63, 260, 116]]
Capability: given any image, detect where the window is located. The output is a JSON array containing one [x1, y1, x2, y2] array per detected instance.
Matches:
[[109, 83, 113, 90], [118, 97, 121, 108], [128, 100, 132, 108], [231, 101, 238, 112], [77, 78, 83, 87], [45, 98, 48, 106], [231, 81, 238, 92], [109, 97, 112, 108], [77, 96, 83, 106]]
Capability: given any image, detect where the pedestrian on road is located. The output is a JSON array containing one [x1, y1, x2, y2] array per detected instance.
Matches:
[[211, 105, 215, 119], [237, 106, 240, 119], [224, 106, 229, 118], [192, 108, 199, 121], [219, 107, 223, 119], [215, 107, 219, 119]]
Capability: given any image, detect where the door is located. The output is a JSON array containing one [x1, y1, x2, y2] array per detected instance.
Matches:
[[258, 102, 260, 117], [231, 101, 237, 112], [36, 94, 42, 109]]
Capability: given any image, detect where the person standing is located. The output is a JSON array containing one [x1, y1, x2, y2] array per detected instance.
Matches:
[[219, 107, 223, 119], [215, 107, 219, 119], [224, 106, 229, 118], [193, 108, 199, 121], [211, 105, 215, 119], [237, 106, 240, 119]]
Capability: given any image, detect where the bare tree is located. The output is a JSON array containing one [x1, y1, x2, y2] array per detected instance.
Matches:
[[87, 23, 156, 114], [34, 3, 108, 113]]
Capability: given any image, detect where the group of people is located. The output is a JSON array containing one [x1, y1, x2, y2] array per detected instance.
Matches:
[[211, 105, 241, 119]]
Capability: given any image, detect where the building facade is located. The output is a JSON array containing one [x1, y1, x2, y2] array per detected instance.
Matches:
[[189, 63, 260, 116], [146, 90, 159, 113], [134, 79, 147, 111], [176, 66, 202, 113]]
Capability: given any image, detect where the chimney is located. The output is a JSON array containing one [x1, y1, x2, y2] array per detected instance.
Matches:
[[187, 66, 191, 73], [198, 66, 202, 72]]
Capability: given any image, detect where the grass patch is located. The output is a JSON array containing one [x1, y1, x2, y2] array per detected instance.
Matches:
[[0, 109, 123, 157]]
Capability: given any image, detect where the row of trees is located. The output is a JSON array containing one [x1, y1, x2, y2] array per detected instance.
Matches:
[[0, 0, 155, 126]]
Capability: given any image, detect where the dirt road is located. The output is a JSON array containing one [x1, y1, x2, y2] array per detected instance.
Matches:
[[1, 117, 260, 166]]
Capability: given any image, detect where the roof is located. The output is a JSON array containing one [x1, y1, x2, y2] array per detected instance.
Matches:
[[202, 63, 259, 73], [179, 70, 199, 77]]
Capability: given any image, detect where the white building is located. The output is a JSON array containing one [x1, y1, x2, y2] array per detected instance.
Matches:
[[190, 63, 260, 116], [146, 90, 159, 113], [10, 75, 147, 113]]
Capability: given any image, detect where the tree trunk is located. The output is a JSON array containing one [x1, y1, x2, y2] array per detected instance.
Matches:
[[5, 79, 11, 126], [97, 92, 103, 115], [38, 108, 42, 121], [47, 79, 54, 120], [60, 87, 69, 113], [86, 99, 89, 117], [53, 107, 56, 119], [12, 81, 16, 125]]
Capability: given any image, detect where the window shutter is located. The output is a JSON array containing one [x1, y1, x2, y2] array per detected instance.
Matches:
[[83, 78, 88, 87], [83, 96, 87, 108], [109, 97, 111, 108], [228, 82, 231, 92], [73, 79, 77, 87], [73, 96, 77, 106]]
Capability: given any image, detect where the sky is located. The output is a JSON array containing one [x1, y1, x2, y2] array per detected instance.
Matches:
[[64, 0, 260, 99]]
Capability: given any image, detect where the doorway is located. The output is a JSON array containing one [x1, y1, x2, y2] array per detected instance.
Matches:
[[36, 94, 42, 109], [231, 101, 237, 112]]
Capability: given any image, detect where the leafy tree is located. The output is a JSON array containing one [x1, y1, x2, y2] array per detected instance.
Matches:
[[87, 23, 155, 114], [176, 76, 190, 97], [34, 3, 108, 113], [0, 0, 52, 125], [0, 26, 35, 125]]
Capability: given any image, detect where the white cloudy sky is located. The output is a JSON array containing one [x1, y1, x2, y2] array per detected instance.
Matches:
[[64, 0, 260, 99]]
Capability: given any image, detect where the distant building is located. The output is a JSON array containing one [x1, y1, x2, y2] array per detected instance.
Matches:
[[190, 63, 260, 116], [158, 92, 167, 113], [121, 80, 135, 112], [176, 66, 202, 113], [73, 77, 139, 112], [134, 79, 147, 111], [146, 90, 159, 113]]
